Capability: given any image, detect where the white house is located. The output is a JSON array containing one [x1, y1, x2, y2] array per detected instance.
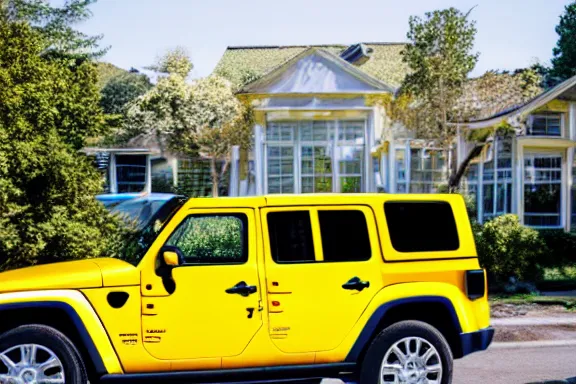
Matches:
[[213, 43, 576, 232]]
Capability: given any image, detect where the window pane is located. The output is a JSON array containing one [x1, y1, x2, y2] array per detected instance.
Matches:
[[267, 146, 294, 194], [166, 214, 247, 264], [116, 155, 147, 193], [318, 210, 371, 262], [524, 154, 562, 227], [267, 211, 315, 263], [301, 145, 333, 193], [384, 201, 459, 252]]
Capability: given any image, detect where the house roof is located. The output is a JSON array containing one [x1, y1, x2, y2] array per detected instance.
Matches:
[[455, 73, 576, 129], [238, 47, 396, 94], [212, 43, 410, 89]]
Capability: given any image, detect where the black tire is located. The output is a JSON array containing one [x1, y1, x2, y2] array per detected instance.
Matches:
[[0, 324, 88, 384], [359, 320, 453, 384]]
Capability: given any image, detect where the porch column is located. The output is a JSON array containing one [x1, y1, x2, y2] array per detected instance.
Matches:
[[389, 142, 396, 193], [229, 146, 240, 197], [109, 153, 118, 194], [145, 155, 152, 193], [567, 147, 574, 231], [254, 124, 265, 196], [570, 102, 576, 140], [515, 143, 524, 225]]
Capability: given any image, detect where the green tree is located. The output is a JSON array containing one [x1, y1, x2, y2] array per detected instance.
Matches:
[[550, 1, 576, 83], [100, 70, 153, 115], [126, 50, 252, 197], [401, 7, 479, 191], [0, 21, 121, 270], [1, 0, 106, 59]]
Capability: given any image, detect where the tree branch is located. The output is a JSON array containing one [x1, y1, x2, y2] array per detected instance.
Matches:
[[448, 144, 485, 190]]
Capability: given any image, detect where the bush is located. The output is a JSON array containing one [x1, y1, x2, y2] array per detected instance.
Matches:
[[475, 214, 546, 285], [538, 229, 576, 269]]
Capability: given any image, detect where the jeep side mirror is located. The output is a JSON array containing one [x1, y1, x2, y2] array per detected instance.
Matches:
[[163, 251, 180, 267]]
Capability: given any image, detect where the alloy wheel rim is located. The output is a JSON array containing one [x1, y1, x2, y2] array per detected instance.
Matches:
[[379, 337, 442, 384], [0, 344, 65, 384]]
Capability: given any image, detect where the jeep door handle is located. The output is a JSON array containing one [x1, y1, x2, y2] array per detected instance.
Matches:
[[226, 281, 257, 297], [342, 277, 370, 292]]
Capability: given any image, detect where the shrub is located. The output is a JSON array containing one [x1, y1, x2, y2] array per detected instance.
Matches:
[[475, 214, 546, 284], [538, 229, 576, 270]]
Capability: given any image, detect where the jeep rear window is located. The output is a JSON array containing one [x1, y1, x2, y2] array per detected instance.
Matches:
[[384, 201, 459, 252], [267, 211, 315, 263]]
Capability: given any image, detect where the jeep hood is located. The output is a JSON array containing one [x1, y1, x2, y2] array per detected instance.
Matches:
[[0, 258, 140, 294]]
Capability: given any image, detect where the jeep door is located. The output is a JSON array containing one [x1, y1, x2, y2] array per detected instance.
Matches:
[[140, 208, 262, 361], [260, 205, 384, 353]]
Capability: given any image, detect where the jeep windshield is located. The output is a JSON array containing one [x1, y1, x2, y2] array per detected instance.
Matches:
[[119, 195, 187, 266]]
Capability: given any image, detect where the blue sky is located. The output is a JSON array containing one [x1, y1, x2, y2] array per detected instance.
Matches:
[[77, 0, 572, 80]]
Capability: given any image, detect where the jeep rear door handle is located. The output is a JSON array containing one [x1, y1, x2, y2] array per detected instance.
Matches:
[[342, 277, 370, 292], [226, 281, 257, 297]]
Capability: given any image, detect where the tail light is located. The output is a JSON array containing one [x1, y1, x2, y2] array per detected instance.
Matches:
[[465, 269, 486, 300]]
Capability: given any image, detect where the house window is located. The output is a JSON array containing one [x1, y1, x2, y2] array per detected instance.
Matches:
[[265, 120, 366, 194], [395, 149, 407, 192], [481, 136, 513, 221], [409, 148, 446, 193], [528, 114, 562, 136], [465, 163, 479, 215], [524, 154, 562, 227], [116, 155, 147, 193]]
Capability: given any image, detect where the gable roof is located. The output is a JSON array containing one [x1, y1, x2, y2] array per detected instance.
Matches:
[[212, 43, 410, 90], [238, 47, 395, 94], [455, 73, 576, 129]]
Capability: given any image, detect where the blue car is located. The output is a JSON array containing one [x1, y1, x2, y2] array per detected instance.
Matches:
[[109, 193, 183, 228], [96, 193, 143, 208]]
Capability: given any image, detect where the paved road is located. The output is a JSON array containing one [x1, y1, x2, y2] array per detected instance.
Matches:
[[453, 344, 576, 384]]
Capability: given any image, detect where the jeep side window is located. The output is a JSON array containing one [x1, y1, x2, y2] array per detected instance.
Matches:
[[267, 211, 315, 263], [166, 214, 248, 264], [318, 210, 371, 262], [384, 201, 459, 252]]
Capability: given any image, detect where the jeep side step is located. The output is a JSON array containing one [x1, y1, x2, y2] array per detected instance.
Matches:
[[99, 363, 357, 384]]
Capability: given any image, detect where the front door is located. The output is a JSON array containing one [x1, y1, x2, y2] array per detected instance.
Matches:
[[261, 205, 384, 353], [141, 208, 262, 360]]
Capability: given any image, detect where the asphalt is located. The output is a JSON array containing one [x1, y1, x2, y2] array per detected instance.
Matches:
[[320, 342, 576, 384], [453, 343, 576, 384]]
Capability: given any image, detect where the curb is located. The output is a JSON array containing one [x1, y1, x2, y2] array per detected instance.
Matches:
[[491, 340, 576, 349]]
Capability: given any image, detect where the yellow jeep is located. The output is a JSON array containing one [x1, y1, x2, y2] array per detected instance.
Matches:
[[0, 194, 493, 384]]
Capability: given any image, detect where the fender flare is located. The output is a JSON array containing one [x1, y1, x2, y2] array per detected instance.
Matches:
[[0, 300, 110, 375], [345, 296, 462, 362]]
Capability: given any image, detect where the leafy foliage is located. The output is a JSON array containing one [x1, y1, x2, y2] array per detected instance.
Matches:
[[401, 7, 479, 147], [100, 70, 153, 115], [147, 46, 193, 78], [0, 21, 121, 271], [550, 2, 576, 83], [474, 215, 546, 284], [126, 50, 251, 196], [1, 0, 106, 60]]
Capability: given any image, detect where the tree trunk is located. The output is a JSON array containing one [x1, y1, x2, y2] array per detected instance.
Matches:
[[448, 144, 485, 191], [210, 157, 219, 197]]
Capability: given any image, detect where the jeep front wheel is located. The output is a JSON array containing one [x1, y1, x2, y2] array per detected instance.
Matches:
[[359, 320, 453, 384], [0, 324, 88, 384]]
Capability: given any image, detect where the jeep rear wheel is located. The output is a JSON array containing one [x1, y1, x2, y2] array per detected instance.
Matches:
[[359, 320, 453, 384], [0, 325, 87, 384]]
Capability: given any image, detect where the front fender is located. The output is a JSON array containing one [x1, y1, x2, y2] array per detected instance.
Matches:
[[340, 281, 489, 362], [0, 290, 123, 375]]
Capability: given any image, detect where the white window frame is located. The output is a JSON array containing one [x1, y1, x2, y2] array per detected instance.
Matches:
[[263, 119, 368, 194], [527, 113, 563, 137], [523, 152, 564, 229]]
